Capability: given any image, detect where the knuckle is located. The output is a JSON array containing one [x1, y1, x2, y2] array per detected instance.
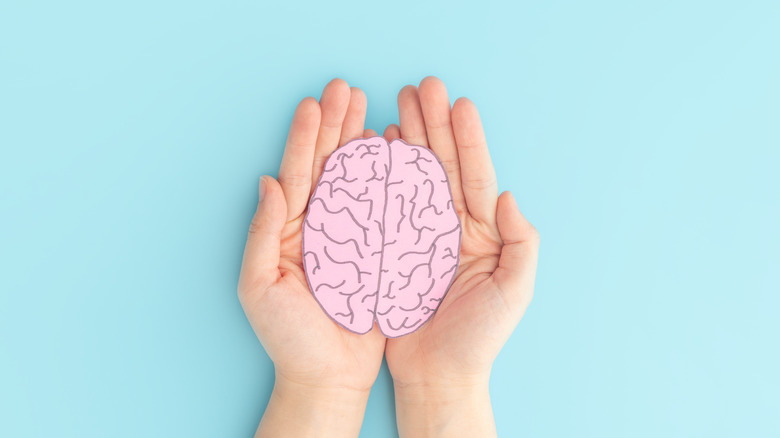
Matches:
[[458, 140, 486, 151], [440, 158, 461, 176], [237, 283, 248, 301], [278, 173, 310, 188], [425, 120, 453, 131], [528, 225, 541, 243], [247, 216, 273, 240], [247, 219, 262, 237], [319, 120, 343, 130], [463, 176, 497, 191], [312, 158, 325, 171], [523, 225, 541, 248]]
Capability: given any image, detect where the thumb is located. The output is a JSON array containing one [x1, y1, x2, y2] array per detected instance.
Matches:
[[492, 191, 540, 315], [238, 176, 288, 298]]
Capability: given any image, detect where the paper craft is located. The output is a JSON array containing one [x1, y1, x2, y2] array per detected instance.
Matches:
[[302, 136, 462, 337]]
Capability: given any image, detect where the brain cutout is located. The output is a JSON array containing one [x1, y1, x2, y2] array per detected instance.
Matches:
[[302, 136, 462, 337]]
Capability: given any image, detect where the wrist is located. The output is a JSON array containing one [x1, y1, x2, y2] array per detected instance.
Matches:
[[393, 374, 496, 438], [255, 373, 371, 438], [273, 372, 372, 404]]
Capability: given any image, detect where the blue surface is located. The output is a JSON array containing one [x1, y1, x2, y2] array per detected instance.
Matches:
[[2, 1, 779, 436]]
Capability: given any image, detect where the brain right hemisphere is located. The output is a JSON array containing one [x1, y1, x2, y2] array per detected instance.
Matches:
[[303, 137, 461, 338]]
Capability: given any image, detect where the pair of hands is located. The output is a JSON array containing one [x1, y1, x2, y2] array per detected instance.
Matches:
[[238, 77, 539, 437]]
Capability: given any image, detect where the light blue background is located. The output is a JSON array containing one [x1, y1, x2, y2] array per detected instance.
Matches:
[[1, 0, 778, 436]]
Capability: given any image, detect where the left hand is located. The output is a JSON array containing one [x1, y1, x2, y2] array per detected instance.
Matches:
[[382, 77, 540, 437]]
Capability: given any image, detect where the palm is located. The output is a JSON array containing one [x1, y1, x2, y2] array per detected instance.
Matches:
[[245, 216, 385, 390], [382, 77, 539, 386], [386, 213, 521, 382], [238, 79, 386, 391]]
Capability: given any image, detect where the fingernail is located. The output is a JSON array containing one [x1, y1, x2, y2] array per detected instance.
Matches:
[[258, 176, 267, 203]]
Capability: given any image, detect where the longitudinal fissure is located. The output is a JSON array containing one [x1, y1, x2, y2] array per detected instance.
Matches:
[[371, 141, 392, 324]]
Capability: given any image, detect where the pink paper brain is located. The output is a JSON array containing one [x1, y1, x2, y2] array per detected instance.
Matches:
[[302, 136, 462, 337]]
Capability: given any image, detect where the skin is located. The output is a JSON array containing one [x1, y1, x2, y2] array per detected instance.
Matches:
[[238, 76, 539, 437]]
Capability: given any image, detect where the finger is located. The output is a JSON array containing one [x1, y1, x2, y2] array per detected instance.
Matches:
[[451, 97, 498, 223], [239, 176, 288, 299], [417, 76, 467, 215], [310, 78, 351, 192], [383, 123, 400, 141], [339, 87, 368, 146], [491, 191, 540, 316], [397, 85, 428, 147], [278, 97, 321, 221], [363, 128, 378, 137]]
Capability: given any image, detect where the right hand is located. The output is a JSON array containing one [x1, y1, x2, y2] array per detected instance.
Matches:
[[237, 78, 386, 400]]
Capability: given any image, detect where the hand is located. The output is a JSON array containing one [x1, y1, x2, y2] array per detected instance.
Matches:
[[383, 77, 540, 437], [238, 79, 386, 438]]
